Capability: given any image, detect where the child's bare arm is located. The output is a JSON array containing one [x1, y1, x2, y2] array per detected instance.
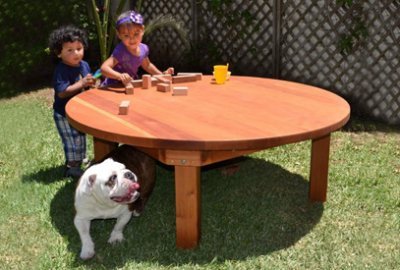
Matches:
[[141, 57, 174, 75], [58, 74, 94, 99], [101, 56, 132, 84]]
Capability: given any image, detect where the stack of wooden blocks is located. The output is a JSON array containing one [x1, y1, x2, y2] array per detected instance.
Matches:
[[155, 74, 172, 92], [118, 72, 203, 115]]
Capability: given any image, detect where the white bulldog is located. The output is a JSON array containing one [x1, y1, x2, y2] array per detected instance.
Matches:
[[74, 158, 141, 260]]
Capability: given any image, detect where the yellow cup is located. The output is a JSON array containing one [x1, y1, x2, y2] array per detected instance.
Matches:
[[213, 65, 228, 84]]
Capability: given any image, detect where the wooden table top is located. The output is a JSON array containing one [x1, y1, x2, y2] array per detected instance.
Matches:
[[66, 76, 350, 151]]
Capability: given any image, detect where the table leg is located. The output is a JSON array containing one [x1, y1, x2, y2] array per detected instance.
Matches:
[[174, 166, 201, 249], [309, 134, 331, 202], [93, 137, 117, 162]]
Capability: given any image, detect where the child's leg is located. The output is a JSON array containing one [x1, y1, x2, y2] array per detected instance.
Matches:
[[53, 111, 86, 177], [70, 127, 86, 165]]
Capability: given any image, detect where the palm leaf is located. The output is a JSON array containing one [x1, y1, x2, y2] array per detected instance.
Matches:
[[107, 0, 128, 57], [135, 0, 144, 12], [87, 0, 190, 62], [144, 14, 190, 48]]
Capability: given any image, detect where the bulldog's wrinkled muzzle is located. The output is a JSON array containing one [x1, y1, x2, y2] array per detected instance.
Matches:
[[110, 179, 140, 203]]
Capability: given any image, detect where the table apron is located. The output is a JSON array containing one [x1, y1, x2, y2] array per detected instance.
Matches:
[[135, 148, 256, 167]]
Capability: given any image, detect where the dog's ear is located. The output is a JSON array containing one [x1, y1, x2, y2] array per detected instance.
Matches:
[[104, 158, 126, 171], [81, 174, 96, 194], [103, 158, 114, 165]]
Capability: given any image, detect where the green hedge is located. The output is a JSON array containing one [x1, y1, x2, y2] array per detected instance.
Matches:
[[0, 1, 99, 97]]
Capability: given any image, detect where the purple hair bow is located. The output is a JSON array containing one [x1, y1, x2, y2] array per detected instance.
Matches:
[[116, 11, 144, 26], [130, 12, 144, 25]]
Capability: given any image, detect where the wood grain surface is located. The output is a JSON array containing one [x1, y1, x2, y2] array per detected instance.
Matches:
[[66, 75, 350, 151]]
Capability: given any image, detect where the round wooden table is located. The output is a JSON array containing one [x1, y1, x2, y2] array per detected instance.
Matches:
[[66, 75, 350, 249]]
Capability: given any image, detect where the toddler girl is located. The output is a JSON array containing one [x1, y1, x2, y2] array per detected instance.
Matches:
[[101, 10, 174, 86]]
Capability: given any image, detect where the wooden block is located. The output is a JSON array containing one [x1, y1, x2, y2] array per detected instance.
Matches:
[[172, 74, 197, 83], [142, 74, 151, 89], [148, 77, 159, 87], [131, 79, 142, 88], [154, 74, 172, 83], [119, 100, 130, 115], [173, 86, 188, 96], [157, 83, 171, 92], [177, 72, 203, 80], [125, 83, 134, 95], [173, 86, 189, 90]]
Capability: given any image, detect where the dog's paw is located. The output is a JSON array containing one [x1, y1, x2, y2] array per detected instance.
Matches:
[[80, 248, 95, 260], [132, 209, 141, 217], [108, 232, 124, 244]]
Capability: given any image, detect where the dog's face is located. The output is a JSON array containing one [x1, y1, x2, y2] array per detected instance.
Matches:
[[79, 158, 140, 205]]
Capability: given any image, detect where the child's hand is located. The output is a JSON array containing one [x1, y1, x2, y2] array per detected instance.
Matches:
[[81, 74, 95, 88], [163, 67, 175, 75], [119, 73, 133, 85]]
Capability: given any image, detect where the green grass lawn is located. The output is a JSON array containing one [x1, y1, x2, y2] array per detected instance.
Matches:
[[0, 89, 399, 269]]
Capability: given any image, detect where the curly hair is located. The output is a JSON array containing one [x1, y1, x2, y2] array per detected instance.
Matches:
[[48, 25, 88, 56]]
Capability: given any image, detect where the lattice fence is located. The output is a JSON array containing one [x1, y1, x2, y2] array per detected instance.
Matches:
[[280, 0, 400, 124], [139, 0, 400, 124]]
